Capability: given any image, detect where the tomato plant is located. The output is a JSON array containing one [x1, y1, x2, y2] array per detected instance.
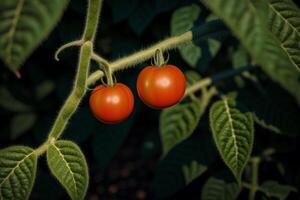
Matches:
[[137, 65, 186, 109], [0, 0, 300, 200]]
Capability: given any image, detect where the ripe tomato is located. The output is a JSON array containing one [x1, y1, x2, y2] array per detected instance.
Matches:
[[89, 83, 134, 123], [137, 65, 186, 109]]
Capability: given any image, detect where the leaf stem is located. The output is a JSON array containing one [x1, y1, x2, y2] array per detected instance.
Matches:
[[87, 20, 227, 85], [34, 141, 50, 157]]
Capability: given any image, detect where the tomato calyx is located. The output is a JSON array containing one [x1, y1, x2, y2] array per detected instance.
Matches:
[[153, 49, 169, 67]]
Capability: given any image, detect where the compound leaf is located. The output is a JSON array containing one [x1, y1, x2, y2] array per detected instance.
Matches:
[[0, 0, 69, 72], [47, 140, 88, 200], [0, 146, 37, 200], [209, 97, 254, 183]]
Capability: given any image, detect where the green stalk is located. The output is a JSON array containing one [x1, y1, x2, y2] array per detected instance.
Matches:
[[87, 20, 227, 85], [249, 157, 260, 200], [48, 41, 92, 140], [82, 0, 103, 41]]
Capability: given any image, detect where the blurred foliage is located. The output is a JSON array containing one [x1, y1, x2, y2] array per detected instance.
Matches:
[[0, 0, 300, 199]]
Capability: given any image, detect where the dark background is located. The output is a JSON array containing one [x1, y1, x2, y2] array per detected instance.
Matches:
[[0, 0, 300, 199]]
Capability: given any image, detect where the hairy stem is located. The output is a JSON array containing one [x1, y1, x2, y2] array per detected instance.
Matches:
[[48, 41, 92, 140], [185, 65, 254, 96], [249, 157, 260, 200], [87, 20, 227, 85], [91, 53, 114, 86], [82, 0, 103, 41]]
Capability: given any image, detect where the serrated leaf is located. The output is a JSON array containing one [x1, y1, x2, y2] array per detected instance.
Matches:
[[182, 160, 207, 184], [0, 0, 69, 72], [160, 100, 203, 156], [160, 71, 203, 155], [201, 0, 300, 103], [0, 146, 37, 200], [10, 113, 37, 139], [209, 97, 254, 183], [47, 140, 88, 200], [152, 133, 217, 199], [0, 86, 31, 112], [201, 170, 240, 200], [267, 0, 300, 71], [171, 4, 201, 68], [260, 181, 297, 199]]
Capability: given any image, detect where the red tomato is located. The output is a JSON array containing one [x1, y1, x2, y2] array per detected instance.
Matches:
[[137, 65, 186, 109], [89, 83, 134, 123]]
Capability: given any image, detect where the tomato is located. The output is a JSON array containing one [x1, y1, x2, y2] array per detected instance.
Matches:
[[137, 65, 186, 109], [89, 83, 134, 123]]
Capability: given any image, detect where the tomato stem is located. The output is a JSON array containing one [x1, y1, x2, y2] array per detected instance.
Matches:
[[154, 49, 165, 66], [87, 20, 227, 85], [82, 0, 103, 42], [48, 41, 93, 140], [184, 65, 255, 97], [91, 53, 114, 87]]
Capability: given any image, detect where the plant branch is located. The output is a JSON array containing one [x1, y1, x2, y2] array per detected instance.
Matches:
[[87, 20, 227, 85], [249, 157, 261, 200], [184, 65, 254, 96], [82, 0, 103, 41], [48, 41, 92, 140]]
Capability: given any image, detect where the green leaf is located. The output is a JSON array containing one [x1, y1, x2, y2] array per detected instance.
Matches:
[[0, 86, 31, 112], [155, 0, 194, 13], [0, 0, 69, 72], [128, 1, 156, 35], [237, 83, 300, 136], [231, 45, 249, 68], [10, 113, 37, 139], [182, 160, 207, 184], [201, 170, 240, 200], [267, 0, 300, 71], [152, 133, 217, 199], [171, 4, 201, 67], [160, 100, 203, 156], [0, 146, 37, 200], [159, 71, 203, 155], [47, 140, 89, 200], [209, 97, 254, 183], [35, 80, 55, 100], [201, 0, 300, 103], [260, 181, 297, 199]]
